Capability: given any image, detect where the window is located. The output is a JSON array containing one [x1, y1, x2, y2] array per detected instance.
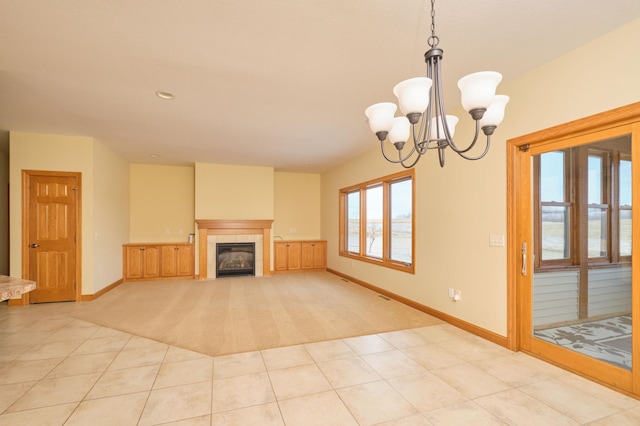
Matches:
[[587, 152, 609, 259], [534, 137, 631, 269], [619, 157, 632, 257], [539, 151, 571, 261], [346, 191, 360, 253], [339, 169, 414, 273]]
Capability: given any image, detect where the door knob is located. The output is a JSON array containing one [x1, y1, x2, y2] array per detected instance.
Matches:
[[30, 243, 39, 248]]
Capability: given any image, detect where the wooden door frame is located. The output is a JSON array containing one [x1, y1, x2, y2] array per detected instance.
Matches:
[[20, 170, 82, 304], [507, 102, 640, 395]]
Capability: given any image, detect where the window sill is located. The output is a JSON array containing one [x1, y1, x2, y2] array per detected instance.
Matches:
[[340, 251, 414, 274]]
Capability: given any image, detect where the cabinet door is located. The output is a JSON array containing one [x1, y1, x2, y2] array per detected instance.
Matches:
[[176, 245, 194, 276], [301, 243, 315, 269], [125, 246, 144, 279], [313, 241, 326, 269], [161, 246, 178, 277], [301, 241, 326, 270], [287, 242, 301, 270], [274, 242, 289, 271], [143, 246, 160, 278]]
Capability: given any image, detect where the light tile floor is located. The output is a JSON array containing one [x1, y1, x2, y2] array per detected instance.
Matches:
[[1, 302, 640, 425]]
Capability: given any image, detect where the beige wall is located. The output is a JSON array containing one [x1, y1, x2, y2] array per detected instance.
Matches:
[[194, 163, 274, 220], [193, 163, 274, 274], [274, 172, 321, 240], [321, 17, 640, 337], [93, 142, 130, 291], [8, 132, 129, 294], [130, 164, 194, 243], [0, 136, 9, 275]]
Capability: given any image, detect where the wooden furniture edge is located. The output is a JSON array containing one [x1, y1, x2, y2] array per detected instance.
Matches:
[[327, 268, 509, 349], [275, 239, 328, 243], [123, 276, 195, 282], [7, 293, 29, 306], [123, 242, 195, 247], [273, 268, 327, 274], [195, 219, 274, 230]]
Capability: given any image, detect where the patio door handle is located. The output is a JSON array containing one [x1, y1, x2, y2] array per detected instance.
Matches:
[[521, 242, 527, 276]]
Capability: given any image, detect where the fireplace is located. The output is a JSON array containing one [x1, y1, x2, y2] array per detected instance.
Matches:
[[216, 243, 255, 278], [196, 220, 273, 279]]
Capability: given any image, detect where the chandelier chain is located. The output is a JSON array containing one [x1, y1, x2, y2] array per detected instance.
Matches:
[[428, 0, 439, 48]]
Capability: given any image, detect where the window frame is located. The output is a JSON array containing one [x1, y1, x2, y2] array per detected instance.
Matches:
[[533, 139, 631, 271], [339, 169, 415, 274], [618, 154, 632, 259]]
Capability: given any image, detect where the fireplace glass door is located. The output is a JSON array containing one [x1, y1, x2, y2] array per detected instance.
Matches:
[[216, 243, 255, 278]]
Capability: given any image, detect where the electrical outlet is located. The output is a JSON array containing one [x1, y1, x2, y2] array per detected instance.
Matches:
[[453, 290, 461, 301]]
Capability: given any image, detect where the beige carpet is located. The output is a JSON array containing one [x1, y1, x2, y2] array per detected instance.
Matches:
[[71, 271, 442, 356]]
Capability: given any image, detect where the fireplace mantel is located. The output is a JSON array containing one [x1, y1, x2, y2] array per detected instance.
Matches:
[[196, 219, 274, 279]]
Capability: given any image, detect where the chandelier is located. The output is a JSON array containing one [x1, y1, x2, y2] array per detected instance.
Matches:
[[364, 0, 509, 168]]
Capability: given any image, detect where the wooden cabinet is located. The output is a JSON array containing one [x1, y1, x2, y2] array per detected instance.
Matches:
[[274, 240, 326, 273], [123, 243, 194, 281], [161, 244, 194, 277], [124, 245, 160, 280], [274, 241, 301, 272], [301, 241, 326, 270]]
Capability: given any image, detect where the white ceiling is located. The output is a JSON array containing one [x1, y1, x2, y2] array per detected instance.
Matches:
[[2, 0, 640, 172]]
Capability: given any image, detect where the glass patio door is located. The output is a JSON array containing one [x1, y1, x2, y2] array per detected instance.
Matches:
[[510, 104, 640, 396]]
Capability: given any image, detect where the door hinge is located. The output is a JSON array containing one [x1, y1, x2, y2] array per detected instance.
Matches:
[[74, 235, 77, 243], [519, 144, 530, 152], [74, 282, 77, 290]]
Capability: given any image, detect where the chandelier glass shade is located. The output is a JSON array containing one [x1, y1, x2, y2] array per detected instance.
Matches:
[[365, 0, 509, 168]]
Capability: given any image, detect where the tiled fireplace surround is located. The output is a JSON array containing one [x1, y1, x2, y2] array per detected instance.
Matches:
[[196, 220, 274, 279]]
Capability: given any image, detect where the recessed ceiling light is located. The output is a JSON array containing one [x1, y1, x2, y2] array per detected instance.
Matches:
[[155, 91, 174, 100], [150, 154, 161, 158]]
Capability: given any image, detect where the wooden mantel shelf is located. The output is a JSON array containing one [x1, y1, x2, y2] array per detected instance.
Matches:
[[195, 219, 273, 231], [195, 219, 274, 279]]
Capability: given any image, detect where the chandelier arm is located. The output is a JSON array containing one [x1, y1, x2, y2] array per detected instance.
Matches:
[[400, 150, 423, 169], [379, 140, 418, 164], [448, 119, 482, 154], [431, 57, 482, 156], [425, 55, 438, 145], [455, 134, 491, 160], [438, 146, 445, 167], [432, 55, 450, 144], [412, 123, 430, 155], [412, 94, 432, 155]]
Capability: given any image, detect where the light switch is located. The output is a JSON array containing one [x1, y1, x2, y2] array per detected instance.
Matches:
[[489, 234, 505, 247]]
